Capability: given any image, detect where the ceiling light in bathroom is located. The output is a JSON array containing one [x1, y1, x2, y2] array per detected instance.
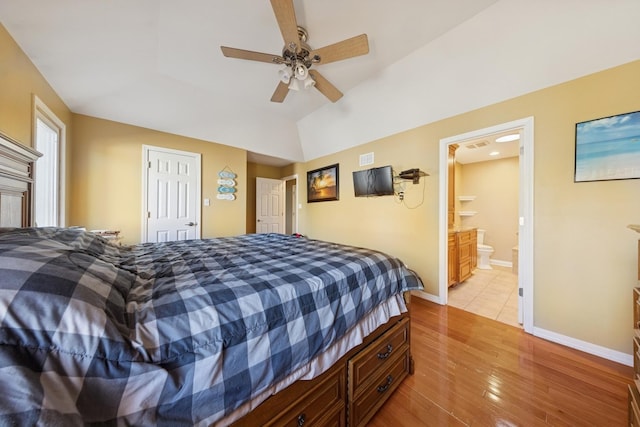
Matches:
[[489, 151, 500, 156], [496, 134, 520, 143]]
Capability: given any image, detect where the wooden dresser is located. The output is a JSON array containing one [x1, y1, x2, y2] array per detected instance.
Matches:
[[629, 226, 640, 425], [630, 287, 640, 425]]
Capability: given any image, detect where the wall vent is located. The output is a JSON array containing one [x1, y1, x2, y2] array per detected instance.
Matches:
[[359, 152, 374, 166]]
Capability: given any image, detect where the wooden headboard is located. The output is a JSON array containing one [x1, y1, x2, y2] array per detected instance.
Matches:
[[0, 131, 41, 227]]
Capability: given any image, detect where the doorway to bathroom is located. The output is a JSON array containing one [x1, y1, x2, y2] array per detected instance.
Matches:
[[439, 117, 534, 334]]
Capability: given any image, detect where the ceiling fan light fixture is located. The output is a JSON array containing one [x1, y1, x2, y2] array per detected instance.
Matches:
[[288, 77, 301, 91], [278, 66, 292, 83], [293, 61, 309, 80], [303, 74, 315, 89]]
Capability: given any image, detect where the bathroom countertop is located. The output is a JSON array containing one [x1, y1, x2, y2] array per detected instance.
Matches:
[[448, 227, 477, 233]]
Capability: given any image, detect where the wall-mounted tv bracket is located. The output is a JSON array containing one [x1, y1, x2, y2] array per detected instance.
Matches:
[[398, 168, 428, 184]]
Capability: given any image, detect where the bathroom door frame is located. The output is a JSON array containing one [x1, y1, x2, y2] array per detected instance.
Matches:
[[438, 116, 534, 334]]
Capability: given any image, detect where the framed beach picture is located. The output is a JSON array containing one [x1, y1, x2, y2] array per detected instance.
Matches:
[[575, 110, 640, 182], [307, 163, 339, 202]]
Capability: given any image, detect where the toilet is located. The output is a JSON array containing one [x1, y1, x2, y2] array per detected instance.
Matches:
[[476, 229, 494, 270]]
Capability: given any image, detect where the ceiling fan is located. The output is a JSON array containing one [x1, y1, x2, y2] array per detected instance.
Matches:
[[220, 0, 369, 103]]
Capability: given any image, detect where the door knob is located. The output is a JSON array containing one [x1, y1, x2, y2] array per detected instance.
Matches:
[[185, 222, 197, 226]]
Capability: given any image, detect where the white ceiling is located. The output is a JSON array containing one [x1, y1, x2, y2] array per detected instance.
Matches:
[[2, 1, 639, 168], [0, 0, 499, 165], [455, 131, 520, 165]]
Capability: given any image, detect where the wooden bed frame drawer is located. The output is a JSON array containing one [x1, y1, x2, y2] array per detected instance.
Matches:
[[231, 313, 412, 427], [629, 383, 640, 426], [348, 316, 410, 394], [634, 336, 640, 377], [232, 364, 345, 427], [263, 365, 344, 427], [349, 348, 410, 427], [313, 406, 345, 427], [634, 287, 640, 329]]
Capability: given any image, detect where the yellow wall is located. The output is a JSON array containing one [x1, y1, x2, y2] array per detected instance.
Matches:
[[295, 134, 439, 290], [71, 114, 247, 243], [459, 157, 519, 262], [0, 23, 73, 217], [299, 60, 640, 354]]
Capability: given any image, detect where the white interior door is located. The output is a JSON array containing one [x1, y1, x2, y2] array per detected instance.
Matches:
[[143, 146, 201, 242], [256, 177, 284, 233]]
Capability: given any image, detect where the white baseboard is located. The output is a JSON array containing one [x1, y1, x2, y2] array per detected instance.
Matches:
[[413, 291, 632, 366], [490, 259, 512, 268], [533, 326, 633, 367], [412, 290, 443, 305]]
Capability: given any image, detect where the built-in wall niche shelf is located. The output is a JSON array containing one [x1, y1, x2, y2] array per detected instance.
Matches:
[[457, 196, 476, 201], [458, 211, 477, 217]]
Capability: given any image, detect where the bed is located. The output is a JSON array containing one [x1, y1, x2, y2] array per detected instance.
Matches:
[[0, 228, 422, 426], [0, 133, 423, 426]]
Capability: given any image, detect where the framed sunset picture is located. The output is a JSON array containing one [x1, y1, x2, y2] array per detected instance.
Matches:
[[307, 164, 339, 202], [575, 110, 640, 182]]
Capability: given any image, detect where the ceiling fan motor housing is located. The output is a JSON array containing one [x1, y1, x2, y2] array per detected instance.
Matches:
[[281, 26, 316, 69]]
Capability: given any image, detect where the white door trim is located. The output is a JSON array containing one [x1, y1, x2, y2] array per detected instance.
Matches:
[[141, 145, 202, 243], [438, 117, 534, 334]]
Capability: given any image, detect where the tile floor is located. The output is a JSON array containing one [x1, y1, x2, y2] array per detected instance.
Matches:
[[447, 265, 521, 328]]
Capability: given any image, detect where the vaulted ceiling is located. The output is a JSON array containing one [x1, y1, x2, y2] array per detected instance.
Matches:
[[1, 1, 639, 166]]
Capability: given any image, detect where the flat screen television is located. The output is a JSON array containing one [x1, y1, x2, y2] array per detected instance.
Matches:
[[353, 165, 395, 197]]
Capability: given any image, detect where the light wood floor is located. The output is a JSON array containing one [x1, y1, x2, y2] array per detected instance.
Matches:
[[369, 298, 633, 426]]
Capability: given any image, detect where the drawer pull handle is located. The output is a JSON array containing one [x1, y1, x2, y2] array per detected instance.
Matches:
[[297, 413, 306, 426], [377, 375, 394, 393], [377, 344, 393, 359]]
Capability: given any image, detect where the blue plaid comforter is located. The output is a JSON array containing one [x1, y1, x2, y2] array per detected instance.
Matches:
[[0, 228, 422, 426]]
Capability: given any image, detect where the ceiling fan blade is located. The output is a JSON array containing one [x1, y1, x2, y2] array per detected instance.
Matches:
[[309, 70, 343, 103], [220, 46, 283, 64], [270, 81, 289, 103], [270, 0, 300, 52], [310, 34, 369, 65]]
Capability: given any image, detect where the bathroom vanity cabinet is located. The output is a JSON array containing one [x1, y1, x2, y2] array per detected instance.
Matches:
[[447, 144, 479, 286], [448, 228, 477, 287]]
